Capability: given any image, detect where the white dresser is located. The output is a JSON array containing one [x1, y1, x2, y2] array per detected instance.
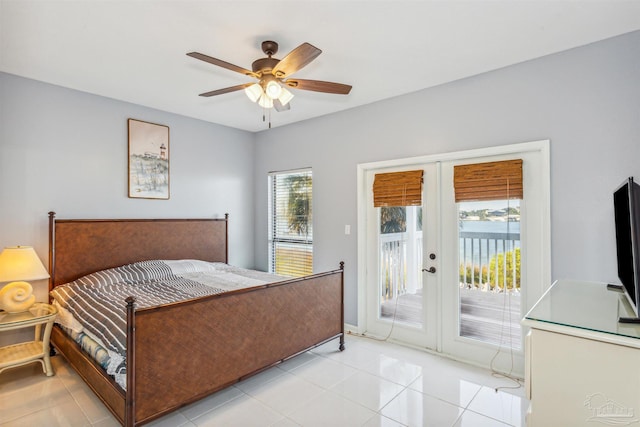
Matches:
[[522, 280, 640, 427]]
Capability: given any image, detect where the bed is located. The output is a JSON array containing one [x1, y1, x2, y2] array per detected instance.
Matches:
[[47, 212, 345, 426]]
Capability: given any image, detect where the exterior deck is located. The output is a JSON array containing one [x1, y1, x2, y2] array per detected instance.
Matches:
[[380, 288, 521, 349]]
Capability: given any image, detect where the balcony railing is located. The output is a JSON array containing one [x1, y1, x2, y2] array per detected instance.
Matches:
[[459, 231, 520, 291], [379, 230, 520, 298], [379, 232, 422, 300], [379, 229, 522, 348]]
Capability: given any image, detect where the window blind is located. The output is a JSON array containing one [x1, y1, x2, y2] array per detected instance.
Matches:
[[269, 169, 313, 277], [373, 170, 424, 207], [453, 159, 523, 202]]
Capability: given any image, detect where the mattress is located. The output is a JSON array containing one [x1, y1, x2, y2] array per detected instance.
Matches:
[[50, 259, 286, 389]]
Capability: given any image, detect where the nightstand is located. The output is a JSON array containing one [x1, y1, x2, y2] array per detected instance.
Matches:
[[0, 303, 58, 376]]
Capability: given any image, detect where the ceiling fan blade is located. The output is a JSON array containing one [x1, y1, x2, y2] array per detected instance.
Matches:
[[271, 43, 322, 78], [273, 99, 291, 112], [199, 83, 253, 97], [284, 79, 352, 95], [187, 52, 258, 78]]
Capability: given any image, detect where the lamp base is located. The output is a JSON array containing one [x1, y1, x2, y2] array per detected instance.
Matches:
[[0, 281, 36, 313]]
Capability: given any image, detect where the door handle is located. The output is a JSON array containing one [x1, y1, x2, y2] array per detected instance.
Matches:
[[422, 267, 436, 273]]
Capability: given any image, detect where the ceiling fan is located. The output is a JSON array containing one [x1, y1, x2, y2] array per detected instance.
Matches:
[[187, 40, 352, 115]]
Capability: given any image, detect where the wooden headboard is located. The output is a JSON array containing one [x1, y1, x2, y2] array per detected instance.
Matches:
[[48, 212, 228, 289]]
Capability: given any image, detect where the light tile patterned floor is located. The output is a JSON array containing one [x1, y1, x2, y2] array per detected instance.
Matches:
[[0, 334, 528, 426]]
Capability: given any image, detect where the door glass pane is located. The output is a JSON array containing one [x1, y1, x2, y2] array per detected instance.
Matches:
[[458, 200, 521, 350], [379, 206, 423, 327]]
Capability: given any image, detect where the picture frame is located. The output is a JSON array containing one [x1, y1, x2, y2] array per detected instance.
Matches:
[[128, 118, 170, 199]]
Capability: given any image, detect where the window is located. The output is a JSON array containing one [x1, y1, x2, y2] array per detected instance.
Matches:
[[268, 169, 312, 277], [454, 159, 523, 349], [379, 205, 423, 326], [458, 199, 521, 349]]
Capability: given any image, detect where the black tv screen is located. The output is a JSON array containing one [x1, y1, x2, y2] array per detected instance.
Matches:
[[613, 177, 640, 317]]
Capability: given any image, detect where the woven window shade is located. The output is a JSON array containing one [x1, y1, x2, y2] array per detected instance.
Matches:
[[454, 159, 523, 202], [373, 170, 423, 207]]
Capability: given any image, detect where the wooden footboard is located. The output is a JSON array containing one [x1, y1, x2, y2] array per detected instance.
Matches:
[[128, 267, 344, 425]]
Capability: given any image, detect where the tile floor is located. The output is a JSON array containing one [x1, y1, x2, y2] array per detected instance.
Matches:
[[0, 334, 528, 426]]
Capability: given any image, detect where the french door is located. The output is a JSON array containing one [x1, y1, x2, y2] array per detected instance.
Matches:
[[359, 142, 549, 376], [364, 163, 439, 349]]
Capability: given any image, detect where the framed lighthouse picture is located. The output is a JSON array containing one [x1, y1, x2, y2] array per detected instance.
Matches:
[[128, 118, 170, 199]]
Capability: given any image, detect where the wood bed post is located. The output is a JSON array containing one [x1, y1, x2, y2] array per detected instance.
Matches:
[[339, 261, 345, 351], [48, 211, 56, 295], [224, 213, 229, 263], [125, 296, 136, 427]]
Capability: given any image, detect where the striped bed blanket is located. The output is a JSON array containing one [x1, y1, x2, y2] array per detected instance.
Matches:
[[50, 259, 285, 389]]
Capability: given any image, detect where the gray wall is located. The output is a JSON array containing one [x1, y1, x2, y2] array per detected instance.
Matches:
[[0, 73, 257, 311], [253, 31, 640, 326], [1, 31, 639, 330]]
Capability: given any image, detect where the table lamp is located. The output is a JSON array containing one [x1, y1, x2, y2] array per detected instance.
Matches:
[[0, 246, 50, 313]]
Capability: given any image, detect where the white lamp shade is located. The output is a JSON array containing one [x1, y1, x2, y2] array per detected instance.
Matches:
[[265, 80, 282, 99], [258, 93, 274, 109], [244, 83, 263, 103], [0, 246, 50, 283], [278, 86, 294, 106]]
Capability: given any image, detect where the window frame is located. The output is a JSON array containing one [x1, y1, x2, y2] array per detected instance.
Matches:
[[268, 168, 313, 277]]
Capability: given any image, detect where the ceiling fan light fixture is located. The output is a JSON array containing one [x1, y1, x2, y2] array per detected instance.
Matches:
[[278, 86, 294, 106], [188, 40, 351, 125], [258, 93, 273, 109], [265, 80, 282, 99], [244, 83, 263, 103]]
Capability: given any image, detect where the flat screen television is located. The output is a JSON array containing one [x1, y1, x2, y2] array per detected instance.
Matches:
[[613, 176, 640, 322]]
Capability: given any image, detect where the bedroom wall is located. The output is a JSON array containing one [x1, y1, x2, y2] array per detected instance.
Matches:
[[2, 31, 639, 332], [0, 73, 256, 321], [253, 30, 640, 326]]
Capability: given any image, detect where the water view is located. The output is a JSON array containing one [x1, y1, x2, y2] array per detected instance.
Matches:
[[459, 220, 520, 267], [458, 202, 522, 349]]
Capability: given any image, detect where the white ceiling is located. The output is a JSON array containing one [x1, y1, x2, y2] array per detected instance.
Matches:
[[2, 1, 640, 133]]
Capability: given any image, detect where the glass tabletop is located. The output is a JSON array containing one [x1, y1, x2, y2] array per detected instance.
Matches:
[[524, 280, 640, 340], [0, 303, 57, 327]]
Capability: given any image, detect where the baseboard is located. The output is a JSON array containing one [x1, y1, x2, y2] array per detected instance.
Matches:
[[344, 323, 362, 335]]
